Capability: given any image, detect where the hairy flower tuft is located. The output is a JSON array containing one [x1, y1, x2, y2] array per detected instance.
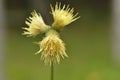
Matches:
[[35, 29, 68, 65], [22, 2, 80, 66], [22, 10, 49, 37], [51, 2, 80, 30]]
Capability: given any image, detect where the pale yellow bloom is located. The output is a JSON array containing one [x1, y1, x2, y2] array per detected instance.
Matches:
[[22, 10, 49, 37], [35, 29, 68, 65], [22, 2, 80, 65], [51, 2, 80, 29]]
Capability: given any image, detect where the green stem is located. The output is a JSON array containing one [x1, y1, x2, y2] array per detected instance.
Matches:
[[51, 61, 54, 80]]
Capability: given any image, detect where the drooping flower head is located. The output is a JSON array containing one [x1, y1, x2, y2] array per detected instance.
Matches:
[[35, 29, 68, 65], [51, 2, 80, 30], [22, 10, 50, 37]]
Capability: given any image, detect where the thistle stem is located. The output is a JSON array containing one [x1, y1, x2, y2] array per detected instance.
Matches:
[[51, 61, 54, 80]]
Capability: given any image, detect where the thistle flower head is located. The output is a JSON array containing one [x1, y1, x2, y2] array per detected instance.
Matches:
[[22, 10, 50, 37], [22, 2, 80, 66], [35, 29, 68, 65], [51, 2, 80, 29]]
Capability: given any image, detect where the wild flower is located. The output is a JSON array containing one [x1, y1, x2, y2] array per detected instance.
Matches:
[[22, 2, 79, 65], [35, 29, 68, 65], [51, 2, 80, 30], [22, 10, 50, 37]]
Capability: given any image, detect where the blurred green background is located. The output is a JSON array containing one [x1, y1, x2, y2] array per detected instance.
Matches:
[[4, 0, 120, 80]]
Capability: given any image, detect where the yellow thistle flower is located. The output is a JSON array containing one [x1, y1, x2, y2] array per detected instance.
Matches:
[[22, 10, 50, 37], [51, 2, 80, 30], [35, 29, 68, 65], [22, 2, 80, 66]]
